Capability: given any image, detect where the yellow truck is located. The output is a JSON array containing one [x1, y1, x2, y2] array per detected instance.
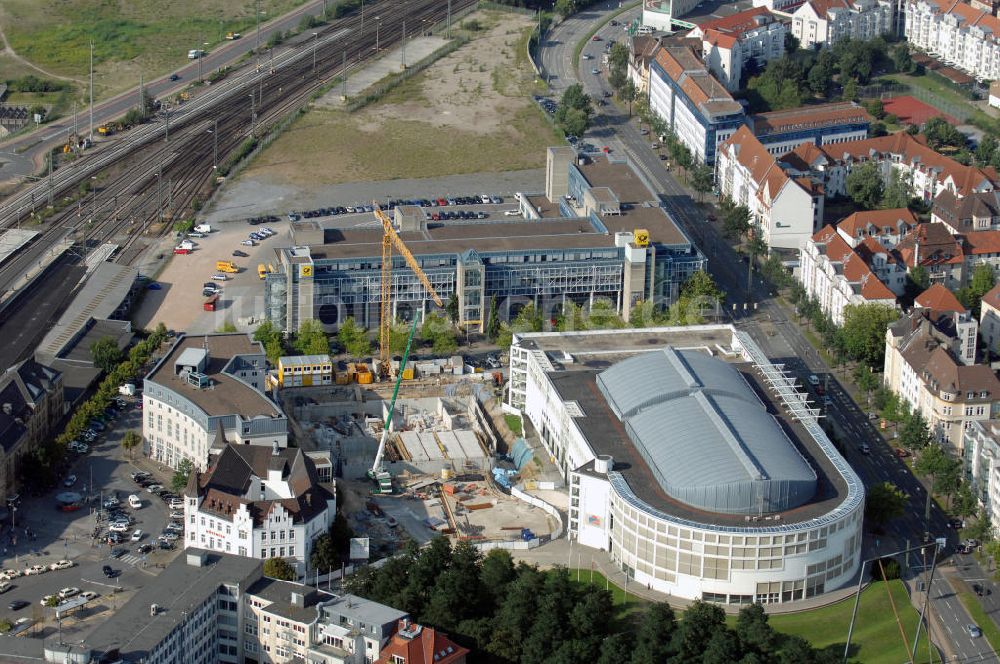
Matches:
[[216, 260, 239, 273], [257, 264, 267, 280], [226, 32, 241, 40]]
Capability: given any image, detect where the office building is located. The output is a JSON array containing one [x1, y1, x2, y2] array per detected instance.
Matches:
[[689, 7, 787, 91], [143, 334, 287, 470], [0, 359, 63, 502], [265, 148, 705, 334]]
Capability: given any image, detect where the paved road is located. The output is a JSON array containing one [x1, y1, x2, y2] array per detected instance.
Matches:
[[0, 403, 180, 644], [0, 0, 329, 182], [540, 6, 997, 662]]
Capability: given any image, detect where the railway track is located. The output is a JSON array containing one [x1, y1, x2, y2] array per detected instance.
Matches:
[[0, 0, 476, 275]]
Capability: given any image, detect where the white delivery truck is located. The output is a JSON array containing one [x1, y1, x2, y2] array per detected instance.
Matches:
[[118, 383, 136, 397], [193, 223, 212, 233]]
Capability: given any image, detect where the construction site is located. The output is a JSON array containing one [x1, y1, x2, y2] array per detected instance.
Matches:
[[281, 379, 560, 557]]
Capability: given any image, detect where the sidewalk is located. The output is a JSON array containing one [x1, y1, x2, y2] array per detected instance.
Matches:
[[509, 537, 861, 615]]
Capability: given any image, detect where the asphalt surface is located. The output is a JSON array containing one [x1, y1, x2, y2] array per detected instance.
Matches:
[[0, 403, 180, 642], [0, 0, 329, 182], [540, 5, 998, 662]]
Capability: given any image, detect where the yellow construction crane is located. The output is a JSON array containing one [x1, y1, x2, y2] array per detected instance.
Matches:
[[373, 202, 444, 379]]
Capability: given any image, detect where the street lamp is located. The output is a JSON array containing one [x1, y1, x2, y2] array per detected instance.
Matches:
[[312, 32, 319, 73], [375, 17, 381, 53]]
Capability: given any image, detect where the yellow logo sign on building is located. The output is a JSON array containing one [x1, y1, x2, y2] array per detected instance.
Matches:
[[634, 229, 650, 247], [300, 265, 313, 278]]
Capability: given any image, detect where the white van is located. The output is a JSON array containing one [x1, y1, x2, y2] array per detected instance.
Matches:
[[128, 494, 142, 509], [637, 25, 654, 35], [211, 274, 228, 281], [193, 224, 212, 233]]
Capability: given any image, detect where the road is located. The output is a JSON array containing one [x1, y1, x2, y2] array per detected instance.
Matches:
[[540, 5, 998, 662], [0, 0, 330, 183], [0, 402, 179, 647]]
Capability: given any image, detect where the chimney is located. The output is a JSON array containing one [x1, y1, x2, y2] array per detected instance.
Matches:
[[1, 403, 11, 416], [272, 441, 280, 456], [290, 591, 304, 608], [305, 493, 312, 507]]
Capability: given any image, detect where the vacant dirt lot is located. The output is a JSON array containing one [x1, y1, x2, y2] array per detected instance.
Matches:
[[242, 10, 559, 186]]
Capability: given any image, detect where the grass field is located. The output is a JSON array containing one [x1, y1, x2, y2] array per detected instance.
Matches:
[[244, 13, 562, 185], [0, 0, 308, 99], [569, 570, 940, 664]]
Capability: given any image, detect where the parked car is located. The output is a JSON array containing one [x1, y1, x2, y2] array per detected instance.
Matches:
[[102, 565, 115, 578], [48, 560, 75, 571], [58, 587, 80, 600], [110, 547, 127, 559], [63, 475, 77, 487], [24, 565, 46, 576], [80, 591, 98, 602], [131, 529, 144, 542], [8, 600, 28, 611], [232, 250, 248, 258]]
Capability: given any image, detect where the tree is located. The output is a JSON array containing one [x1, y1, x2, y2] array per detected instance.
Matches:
[[954, 484, 980, 521], [908, 265, 930, 292], [915, 443, 962, 503], [735, 603, 778, 657], [254, 320, 284, 364], [891, 42, 913, 73], [723, 203, 752, 240], [881, 169, 912, 209], [421, 313, 458, 355], [977, 134, 998, 166], [171, 457, 194, 492], [121, 430, 141, 460], [690, 164, 714, 202], [44, 595, 59, 608], [556, 84, 593, 136], [784, 31, 800, 54], [554, 0, 577, 19], [841, 77, 858, 102], [631, 603, 677, 664], [485, 296, 500, 341], [480, 549, 516, 611], [899, 411, 932, 451], [923, 116, 966, 150], [674, 600, 726, 662], [446, 292, 460, 324], [865, 481, 908, 531], [560, 107, 590, 138], [293, 319, 330, 355], [90, 336, 122, 373], [840, 303, 897, 367], [807, 50, 836, 96], [846, 162, 884, 209], [338, 317, 371, 358], [263, 556, 297, 581], [853, 363, 879, 396], [958, 263, 996, 317], [620, 79, 638, 116]]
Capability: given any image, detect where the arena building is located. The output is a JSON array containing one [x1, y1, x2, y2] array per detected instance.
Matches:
[[509, 325, 864, 604], [263, 148, 705, 334]]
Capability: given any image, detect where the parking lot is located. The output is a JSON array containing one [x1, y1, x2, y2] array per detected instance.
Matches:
[[132, 221, 290, 334], [0, 397, 182, 638]]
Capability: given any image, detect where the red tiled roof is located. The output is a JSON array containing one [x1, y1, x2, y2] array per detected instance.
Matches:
[[855, 235, 902, 266], [723, 126, 793, 201], [964, 230, 1000, 255], [837, 208, 918, 236], [915, 283, 966, 313], [803, 0, 851, 16], [810, 224, 897, 302], [982, 283, 1000, 312], [924, 0, 1000, 46], [818, 132, 997, 198], [896, 223, 965, 267], [696, 6, 775, 35], [376, 622, 468, 664], [752, 102, 873, 137]]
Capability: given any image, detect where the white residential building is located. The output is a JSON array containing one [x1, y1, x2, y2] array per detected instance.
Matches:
[[798, 225, 898, 324], [967, 420, 1000, 537], [143, 334, 288, 471], [834, 208, 918, 249], [884, 302, 999, 451], [905, 0, 1000, 83], [980, 284, 1000, 353], [792, 0, 894, 49], [689, 7, 787, 91], [184, 444, 336, 578], [648, 46, 746, 165], [717, 125, 824, 251]]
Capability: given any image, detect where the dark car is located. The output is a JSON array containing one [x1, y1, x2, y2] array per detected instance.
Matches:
[[158, 540, 175, 550], [169, 73, 180, 81], [136, 543, 153, 554], [8, 600, 28, 611], [232, 250, 248, 258], [102, 565, 114, 578], [110, 547, 127, 559]]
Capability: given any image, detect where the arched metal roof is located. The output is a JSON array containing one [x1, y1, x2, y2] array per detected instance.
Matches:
[[596, 347, 817, 514]]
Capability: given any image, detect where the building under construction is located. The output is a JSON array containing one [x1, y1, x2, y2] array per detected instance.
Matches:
[[264, 147, 705, 333]]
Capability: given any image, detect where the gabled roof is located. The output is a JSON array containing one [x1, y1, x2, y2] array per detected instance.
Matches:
[[922, 346, 1000, 398], [653, 46, 743, 119], [895, 223, 965, 267], [816, 132, 997, 198], [837, 208, 918, 237], [964, 230, 1000, 255], [696, 7, 777, 49], [983, 284, 1000, 313], [376, 622, 468, 664], [933, 190, 1000, 232], [809, 225, 897, 302], [751, 102, 873, 138], [920, 0, 1000, 46], [915, 284, 966, 314], [722, 126, 808, 203]]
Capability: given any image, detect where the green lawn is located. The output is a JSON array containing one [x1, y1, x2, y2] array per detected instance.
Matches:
[[0, 0, 309, 99], [768, 581, 940, 664], [503, 414, 523, 437], [569, 570, 939, 664]]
